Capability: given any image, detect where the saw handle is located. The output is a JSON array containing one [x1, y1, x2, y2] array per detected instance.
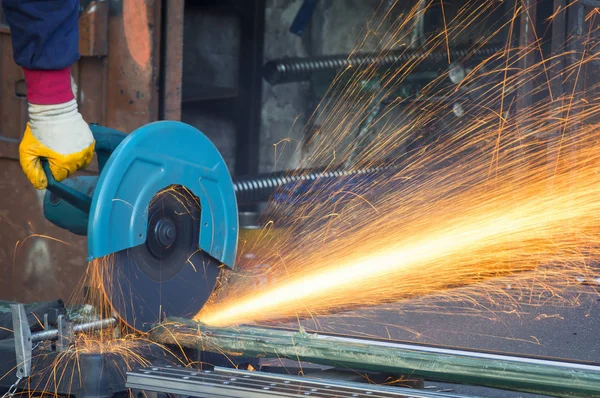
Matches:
[[41, 124, 127, 214], [90, 124, 128, 170], [41, 160, 93, 213]]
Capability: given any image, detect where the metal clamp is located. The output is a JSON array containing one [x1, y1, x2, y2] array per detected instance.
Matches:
[[8, 302, 117, 398], [9, 303, 76, 384], [10, 304, 31, 380], [56, 315, 74, 351]]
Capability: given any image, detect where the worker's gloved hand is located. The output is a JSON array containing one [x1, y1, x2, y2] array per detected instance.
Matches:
[[18, 68, 95, 190]]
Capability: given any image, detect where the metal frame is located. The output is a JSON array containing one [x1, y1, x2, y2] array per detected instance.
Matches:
[[181, 0, 266, 178], [127, 366, 471, 398], [234, 0, 266, 177]]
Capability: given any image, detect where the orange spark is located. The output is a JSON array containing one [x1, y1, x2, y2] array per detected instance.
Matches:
[[196, 0, 600, 327]]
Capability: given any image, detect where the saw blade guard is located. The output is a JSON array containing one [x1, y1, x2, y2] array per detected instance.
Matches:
[[87, 121, 238, 267]]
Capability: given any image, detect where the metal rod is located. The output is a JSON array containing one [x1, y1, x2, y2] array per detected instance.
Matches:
[[151, 318, 600, 397], [73, 317, 117, 333], [263, 47, 501, 85], [31, 317, 116, 344], [233, 165, 392, 204]]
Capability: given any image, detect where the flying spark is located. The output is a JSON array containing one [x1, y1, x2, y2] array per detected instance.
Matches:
[[197, 0, 600, 327]]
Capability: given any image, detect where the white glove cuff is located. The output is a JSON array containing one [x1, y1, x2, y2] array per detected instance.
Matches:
[[28, 99, 79, 123], [28, 100, 94, 156]]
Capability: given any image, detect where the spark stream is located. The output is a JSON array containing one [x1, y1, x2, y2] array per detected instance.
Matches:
[[197, 1, 600, 326]]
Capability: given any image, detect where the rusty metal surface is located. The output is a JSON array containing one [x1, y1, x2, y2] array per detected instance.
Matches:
[[0, 0, 174, 304], [77, 58, 108, 127], [0, 28, 25, 161], [1, 0, 170, 146], [0, 15, 87, 303], [79, 0, 109, 57], [0, 160, 87, 303], [161, 0, 184, 121], [105, 0, 162, 132]]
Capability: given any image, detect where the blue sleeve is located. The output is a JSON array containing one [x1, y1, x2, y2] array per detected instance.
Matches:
[[1, 0, 80, 70]]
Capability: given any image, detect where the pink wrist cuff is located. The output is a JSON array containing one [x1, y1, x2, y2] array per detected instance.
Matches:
[[23, 67, 74, 105]]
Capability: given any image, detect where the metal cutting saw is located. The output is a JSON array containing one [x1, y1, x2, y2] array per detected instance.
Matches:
[[41, 121, 239, 332]]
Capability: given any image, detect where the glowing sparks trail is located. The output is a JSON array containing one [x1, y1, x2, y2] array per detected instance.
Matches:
[[196, 1, 600, 327], [199, 147, 600, 326]]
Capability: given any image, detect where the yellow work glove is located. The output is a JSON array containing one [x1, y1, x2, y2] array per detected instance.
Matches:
[[19, 99, 95, 190]]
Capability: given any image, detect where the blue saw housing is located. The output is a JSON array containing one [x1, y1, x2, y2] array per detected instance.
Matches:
[[42, 121, 238, 268]]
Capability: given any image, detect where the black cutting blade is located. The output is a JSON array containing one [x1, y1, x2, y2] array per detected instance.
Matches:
[[102, 186, 220, 332]]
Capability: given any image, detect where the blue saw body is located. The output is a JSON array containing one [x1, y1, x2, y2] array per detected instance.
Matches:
[[88, 121, 238, 266], [42, 121, 239, 330]]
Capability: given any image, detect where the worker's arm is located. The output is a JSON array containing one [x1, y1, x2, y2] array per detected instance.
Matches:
[[2, 0, 95, 190]]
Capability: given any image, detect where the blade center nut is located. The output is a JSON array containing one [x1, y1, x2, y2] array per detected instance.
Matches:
[[155, 218, 177, 248]]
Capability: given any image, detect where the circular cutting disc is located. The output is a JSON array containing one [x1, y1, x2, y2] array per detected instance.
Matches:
[[103, 186, 221, 332]]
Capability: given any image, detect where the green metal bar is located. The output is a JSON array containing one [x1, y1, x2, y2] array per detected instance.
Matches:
[[151, 318, 600, 398]]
